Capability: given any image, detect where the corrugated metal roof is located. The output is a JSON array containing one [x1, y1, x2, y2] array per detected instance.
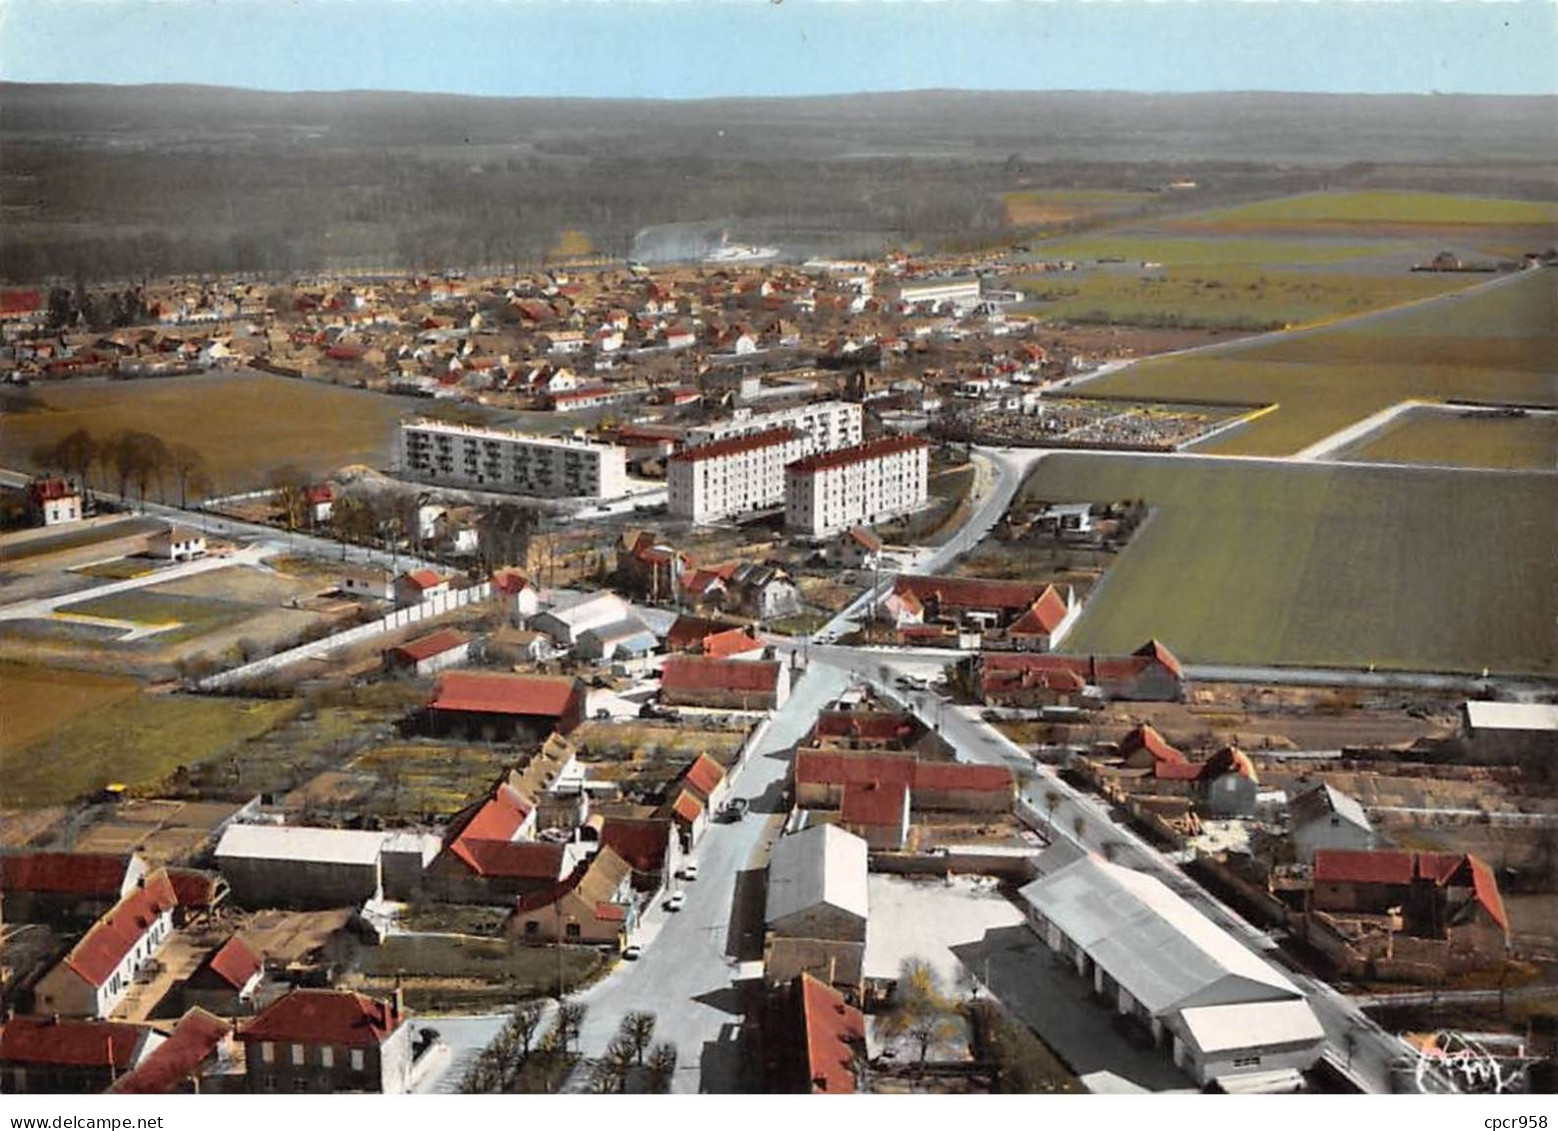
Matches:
[[766, 824, 869, 928], [1179, 1000, 1324, 1055], [1019, 857, 1297, 1016]]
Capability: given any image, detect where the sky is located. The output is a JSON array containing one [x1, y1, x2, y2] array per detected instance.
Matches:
[[0, 0, 1554, 99]]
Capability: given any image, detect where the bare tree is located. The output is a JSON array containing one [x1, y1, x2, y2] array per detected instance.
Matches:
[[618, 1011, 657, 1068], [168, 442, 208, 509], [555, 1000, 588, 1054], [645, 1042, 678, 1093], [268, 464, 311, 529], [875, 958, 962, 1071]]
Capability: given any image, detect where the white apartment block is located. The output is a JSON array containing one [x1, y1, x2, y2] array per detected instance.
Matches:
[[784, 435, 931, 538], [668, 429, 805, 524], [398, 419, 628, 499], [685, 399, 862, 456]]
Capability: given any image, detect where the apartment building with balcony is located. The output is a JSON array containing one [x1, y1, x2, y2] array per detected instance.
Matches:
[[398, 419, 628, 499], [784, 435, 930, 538], [685, 400, 862, 455], [668, 428, 805, 524]]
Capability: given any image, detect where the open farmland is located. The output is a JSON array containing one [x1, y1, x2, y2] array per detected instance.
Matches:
[[1028, 236, 1408, 267], [1085, 268, 1558, 456], [1169, 190, 1558, 231], [1012, 264, 1473, 331], [0, 372, 435, 494], [2, 691, 299, 807], [1343, 409, 1558, 471], [1022, 452, 1556, 677], [0, 662, 138, 751], [1001, 188, 1151, 228]]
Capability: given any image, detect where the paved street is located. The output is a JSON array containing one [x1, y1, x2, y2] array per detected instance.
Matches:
[[563, 662, 851, 1093]]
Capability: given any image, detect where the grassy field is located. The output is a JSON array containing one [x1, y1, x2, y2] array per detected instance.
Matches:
[[1172, 191, 1558, 230], [1345, 409, 1558, 471], [58, 589, 253, 641], [1013, 265, 1472, 331], [3, 691, 300, 807], [352, 936, 605, 1012], [1029, 236, 1405, 267], [1087, 269, 1558, 456], [0, 372, 428, 493], [1022, 453, 1556, 677], [347, 742, 511, 818], [1002, 189, 1151, 227], [0, 662, 139, 751]]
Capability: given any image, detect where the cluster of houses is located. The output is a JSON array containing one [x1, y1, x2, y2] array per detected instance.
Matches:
[[879, 573, 1083, 652]]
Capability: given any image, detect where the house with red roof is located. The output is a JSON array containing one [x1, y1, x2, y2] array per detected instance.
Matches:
[[34, 870, 180, 1018], [596, 816, 679, 895], [491, 568, 539, 622], [110, 1008, 233, 1094], [883, 574, 1080, 650], [510, 845, 635, 947], [26, 478, 83, 527], [0, 851, 147, 923], [239, 989, 418, 1094], [825, 525, 882, 570], [761, 973, 866, 1093], [660, 656, 789, 711], [394, 568, 452, 607], [424, 670, 585, 741], [968, 639, 1184, 705], [181, 936, 264, 1016], [1117, 724, 1186, 770], [383, 627, 471, 677], [793, 749, 1016, 828], [0, 1016, 162, 1094]]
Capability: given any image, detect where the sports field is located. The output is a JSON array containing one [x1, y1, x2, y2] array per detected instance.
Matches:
[[1085, 268, 1558, 456], [1169, 190, 1558, 231], [1022, 453, 1556, 677], [1344, 409, 1558, 471], [0, 372, 430, 494]]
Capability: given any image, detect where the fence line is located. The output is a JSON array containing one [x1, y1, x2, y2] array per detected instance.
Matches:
[[198, 582, 494, 691]]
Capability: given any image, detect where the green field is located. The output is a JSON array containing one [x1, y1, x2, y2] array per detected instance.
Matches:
[[1024, 453, 1556, 677], [2, 691, 299, 807], [1346, 410, 1558, 471], [0, 372, 429, 494], [1086, 269, 1558, 455], [0, 662, 139, 752], [1173, 190, 1558, 229], [1014, 265, 1473, 331], [1030, 236, 1406, 267], [1002, 189, 1151, 227]]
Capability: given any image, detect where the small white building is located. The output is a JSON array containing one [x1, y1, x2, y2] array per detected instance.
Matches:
[[530, 591, 634, 648], [341, 566, 396, 603], [765, 824, 870, 944], [394, 569, 451, 607], [27, 479, 83, 526], [1287, 783, 1375, 862], [150, 524, 206, 561]]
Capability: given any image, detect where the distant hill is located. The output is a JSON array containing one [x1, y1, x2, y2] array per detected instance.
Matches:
[[3, 83, 1555, 281]]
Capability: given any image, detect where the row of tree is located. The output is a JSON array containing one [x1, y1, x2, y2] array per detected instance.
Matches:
[[31, 426, 209, 509], [44, 282, 152, 332], [459, 1001, 676, 1094]]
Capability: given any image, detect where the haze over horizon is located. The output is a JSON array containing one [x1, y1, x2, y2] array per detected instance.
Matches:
[[2, 0, 1555, 100]]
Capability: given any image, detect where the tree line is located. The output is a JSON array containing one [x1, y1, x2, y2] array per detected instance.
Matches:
[[31, 426, 209, 509], [460, 1001, 677, 1094]]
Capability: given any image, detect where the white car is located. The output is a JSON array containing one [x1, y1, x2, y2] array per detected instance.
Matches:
[[665, 891, 686, 912], [680, 862, 699, 881]]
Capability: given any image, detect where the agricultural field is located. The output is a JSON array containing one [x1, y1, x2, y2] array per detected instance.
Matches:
[[1012, 264, 1473, 332], [1, 689, 299, 807], [1169, 190, 1558, 232], [0, 662, 138, 752], [1029, 236, 1406, 267], [1342, 409, 1558, 471], [1087, 268, 1558, 456], [1021, 453, 1556, 677], [0, 372, 434, 494], [1001, 188, 1151, 228]]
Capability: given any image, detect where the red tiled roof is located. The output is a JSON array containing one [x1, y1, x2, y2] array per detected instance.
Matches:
[[166, 868, 222, 911], [457, 840, 565, 881], [64, 871, 179, 988], [703, 626, 762, 658], [196, 936, 263, 991], [815, 710, 918, 745], [683, 753, 727, 801], [303, 484, 334, 504], [0, 852, 132, 897], [599, 818, 671, 874], [670, 790, 705, 826], [665, 614, 746, 652], [894, 575, 1056, 616], [1008, 586, 1070, 637], [1134, 638, 1183, 678], [795, 750, 1012, 796], [1152, 760, 1204, 782], [661, 656, 780, 696], [445, 782, 538, 876], [492, 569, 533, 596], [429, 671, 581, 718], [912, 760, 1015, 794], [28, 478, 78, 502], [670, 428, 799, 464], [1199, 746, 1259, 784], [799, 974, 864, 1094], [390, 628, 469, 663], [786, 434, 929, 476], [1465, 855, 1510, 931], [1313, 849, 1417, 886], [841, 781, 908, 828], [402, 569, 446, 590], [1119, 724, 1185, 765], [0, 289, 43, 317], [111, 1009, 230, 1094], [240, 990, 402, 1049], [0, 1017, 146, 1069]]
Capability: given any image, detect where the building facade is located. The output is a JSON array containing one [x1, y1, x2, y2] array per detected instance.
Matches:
[[398, 419, 628, 500], [784, 435, 930, 538], [684, 399, 862, 453], [668, 429, 805, 524]]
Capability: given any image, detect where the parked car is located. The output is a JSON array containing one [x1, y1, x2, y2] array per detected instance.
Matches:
[[680, 862, 699, 881], [622, 944, 642, 961], [718, 798, 749, 822], [665, 892, 686, 912]]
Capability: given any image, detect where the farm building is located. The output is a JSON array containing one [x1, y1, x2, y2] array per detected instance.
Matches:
[[181, 936, 265, 1016], [423, 671, 586, 741], [882, 574, 1081, 651], [1458, 701, 1558, 762], [34, 870, 180, 1019], [792, 750, 1015, 816], [969, 638, 1184, 705], [760, 973, 866, 1094], [214, 825, 391, 910], [394, 569, 451, 607], [423, 772, 580, 904], [383, 628, 471, 677], [1287, 783, 1375, 861], [340, 566, 396, 602], [0, 1017, 162, 1094], [510, 846, 636, 946], [765, 824, 870, 944], [660, 655, 789, 711], [0, 851, 147, 924], [1018, 856, 1323, 1087], [531, 591, 634, 648]]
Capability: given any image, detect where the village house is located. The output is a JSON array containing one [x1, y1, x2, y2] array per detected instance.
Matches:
[[660, 655, 790, 712], [383, 628, 472, 678], [303, 484, 335, 525], [597, 816, 680, 901], [239, 989, 417, 1094], [491, 569, 540, 622], [882, 574, 1081, 651], [826, 526, 882, 570], [510, 845, 635, 947], [423, 671, 586, 741], [0, 1017, 163, 1094], [1287, 783, 1375, 861], [969, 639, 1185, 704], [149, 524, 206, 562], [180, 936, 264, 1017], [765, 824, 870, 944], [26, 478, 83, 526], [34, 870, 180, 1019], [394, 568, 451, 607], [109, 1008, 234, 1095], [760, 973, 866, 1094], [665, 613, 764, 659], [340, 565, 396, 603]]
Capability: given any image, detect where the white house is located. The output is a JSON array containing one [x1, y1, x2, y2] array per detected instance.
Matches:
[[531, 591, 634, 648], [27, 479, 82, 526], [150, 525, 206, 562], [341, 566, 396, 602], [34, 871, 180, 1018]]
